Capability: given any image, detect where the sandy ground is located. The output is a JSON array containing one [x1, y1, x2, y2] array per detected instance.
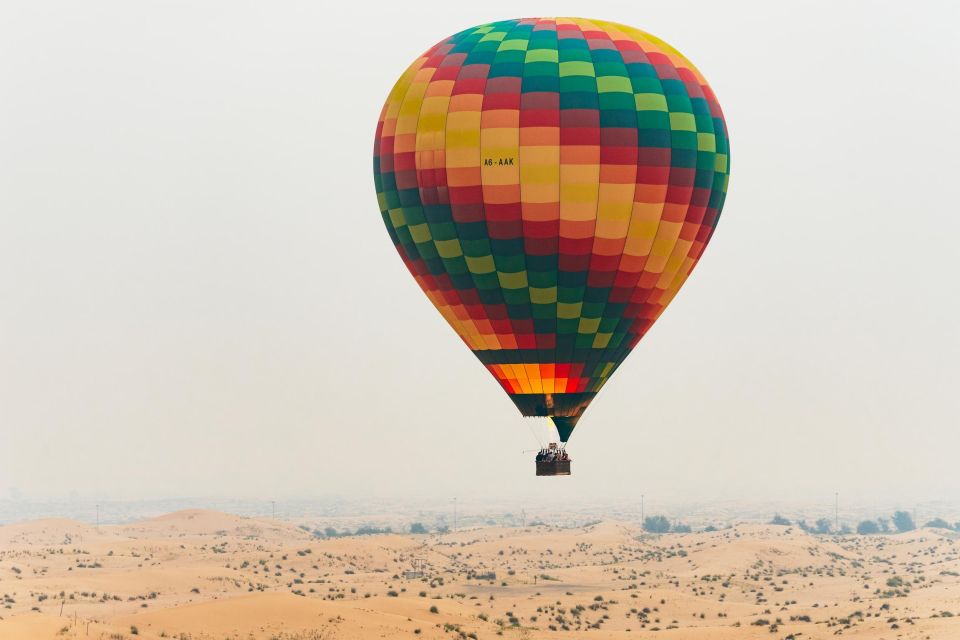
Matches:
[[1, 510, 959, 639]]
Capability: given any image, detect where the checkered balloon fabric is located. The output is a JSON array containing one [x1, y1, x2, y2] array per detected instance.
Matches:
[[373, 18, 729, 441]]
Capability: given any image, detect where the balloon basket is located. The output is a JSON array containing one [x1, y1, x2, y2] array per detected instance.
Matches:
[[536, 460, 571, 476]]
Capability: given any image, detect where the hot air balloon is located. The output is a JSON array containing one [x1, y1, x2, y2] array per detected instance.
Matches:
[[373, 18, 729, 475]]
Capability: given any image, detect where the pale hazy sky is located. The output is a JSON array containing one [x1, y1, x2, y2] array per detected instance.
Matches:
[[1, 1, 958, 506]]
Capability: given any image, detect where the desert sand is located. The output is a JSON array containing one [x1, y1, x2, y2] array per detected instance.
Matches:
[[1, 509, 959, 639]]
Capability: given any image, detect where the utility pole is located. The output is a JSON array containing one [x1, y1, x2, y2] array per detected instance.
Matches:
[[521, 509, 526, 528], [641, 494, 645, 526], [453, 497, 457, 534]]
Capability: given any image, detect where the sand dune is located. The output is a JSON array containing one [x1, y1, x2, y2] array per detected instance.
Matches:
[[117, 509, 311, 541], [1, 512, 959, 639], [0, 519, 107, 548]]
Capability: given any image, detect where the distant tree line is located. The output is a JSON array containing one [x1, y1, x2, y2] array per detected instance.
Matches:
[[300, 509, 959, 540], [766, 510, 960, 536], [302, 525, 394, 538], [299, 521, 457, 538], [643, 515, 692, 534]]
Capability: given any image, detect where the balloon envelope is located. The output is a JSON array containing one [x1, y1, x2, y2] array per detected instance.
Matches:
[[373, 18, 729, 441]]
